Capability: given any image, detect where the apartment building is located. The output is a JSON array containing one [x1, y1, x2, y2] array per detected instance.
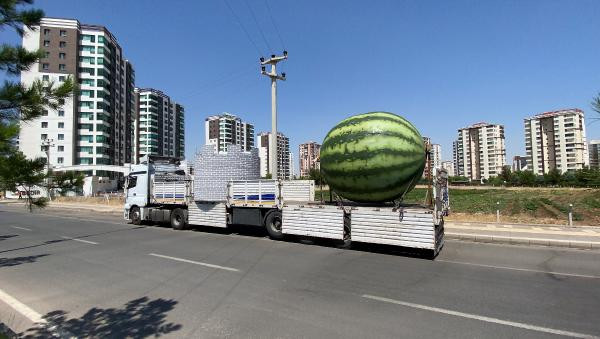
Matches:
[[454, 122, 506, 180], [205, 113, 254, 153], [589, 140, 600, 169], [452, 140, 461, 177], [18, 18, 136, 175], [441, 160, 455, 176], [431, 144, 442, 170], [257, 131, 291, 180], [135, 88, 185, 162], [512, 156, 528, 172], [524, 109, 588, 174], [299, 141, 321, 177]]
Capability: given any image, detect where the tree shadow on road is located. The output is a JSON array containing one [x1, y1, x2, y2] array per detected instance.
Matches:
[[21, 297, 182, 338], [0, 234, 18, 241], [0, 239, 65, 254], [0, 254, 48, 267]]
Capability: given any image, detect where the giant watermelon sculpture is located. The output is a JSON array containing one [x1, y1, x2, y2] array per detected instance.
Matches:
[[320, 112, 426, 203]]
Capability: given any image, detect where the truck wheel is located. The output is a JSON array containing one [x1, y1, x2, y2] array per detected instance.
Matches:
[[265, 211, 283, 240], [130, 206, 142, 225], [170, 208, 187, 230]]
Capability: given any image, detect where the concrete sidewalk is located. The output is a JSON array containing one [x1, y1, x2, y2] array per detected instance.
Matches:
[[0, 199, 122, 215], [445, 221, 600, 249]]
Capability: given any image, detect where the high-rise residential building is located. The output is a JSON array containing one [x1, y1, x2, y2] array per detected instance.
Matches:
[[589, 140, 600, 169], [205, 113, 254, 153], [289, 152, 295, 179], [441, 161, 455, 176], [299, 141, 321, 177], [512, 156, 528, 172], [431, 144, 442, 170], [454, 122, 506, 181], [524, 109, 588, 175], [452, 140, 461, 177], [135, 88, 185, 162], [18, 18, 136, 175], [257, 131, 291, 180]]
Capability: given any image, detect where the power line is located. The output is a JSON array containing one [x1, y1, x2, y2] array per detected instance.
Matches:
[[264, 0, 286, 50], [244, 0, 272, 53], [178, 68, 256, 100], [223, 0, 263, 56]]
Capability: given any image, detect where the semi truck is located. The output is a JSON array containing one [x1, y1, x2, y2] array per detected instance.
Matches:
[[124, 157, 449, 257]]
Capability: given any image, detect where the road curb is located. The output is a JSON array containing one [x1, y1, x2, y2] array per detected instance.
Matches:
[[446, 221, 600, 229], [446, 232, 600, 250]]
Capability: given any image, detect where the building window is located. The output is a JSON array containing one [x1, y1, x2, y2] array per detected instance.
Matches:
[[43, 40, 50, 47], [80, 34, 95, 43], [41, 122, 48, 128], [59, 30, 66, 37], [57, 157, 64, 164], [42, 110, 48, 116], [59, 41, 66, 48], [58, 122, 64, 128], [42, 75, 49, 81], [41, 134, 47, 140], [44, 51, 50, 58], [57, 145, 64, 152], [59, 52, 66, 59], [58, 134, 64, 140], [59, 76, 65, 82], [43, 28, 50, 35], [42, 63, 49, 70], [59, 64, 66, 71], [58, 110, 65, 117]]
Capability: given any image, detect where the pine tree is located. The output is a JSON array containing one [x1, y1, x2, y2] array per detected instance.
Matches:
[[0, 0, 76, 210]]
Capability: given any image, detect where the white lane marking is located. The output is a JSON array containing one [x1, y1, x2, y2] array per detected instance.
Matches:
[[0, 287, 45, 324], [60, 236, 98, 245], [362, 294, 598, 338], [149, 253, 239, 272], [437, 259, 600, 279], [10, 226, 32, 231]]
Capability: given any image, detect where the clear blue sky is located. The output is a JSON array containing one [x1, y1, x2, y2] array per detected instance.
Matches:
[[2, 0, 600, 167]]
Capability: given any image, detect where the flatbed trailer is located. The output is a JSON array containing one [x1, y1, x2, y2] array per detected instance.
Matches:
[[124, 162, 449, 257]]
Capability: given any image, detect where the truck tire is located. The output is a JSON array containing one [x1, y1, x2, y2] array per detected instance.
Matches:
[[265, 210, 283, 240], [170, 208, 187, 230], [130, 206, 142, 225]]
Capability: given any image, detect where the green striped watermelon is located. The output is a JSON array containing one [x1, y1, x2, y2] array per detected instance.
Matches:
[[320, 112, 426, 203]]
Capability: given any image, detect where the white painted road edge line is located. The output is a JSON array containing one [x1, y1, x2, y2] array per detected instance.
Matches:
[[149, 253, 240, 272], [0, 287, 45, 324], [10, 226, 32, 231], [60, 236, 98, 245], [436, 259, 600, 279], [362, 294, 598, 339]]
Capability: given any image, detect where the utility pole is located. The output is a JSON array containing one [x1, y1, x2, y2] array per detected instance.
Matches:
[[260, 51, 287, 180]]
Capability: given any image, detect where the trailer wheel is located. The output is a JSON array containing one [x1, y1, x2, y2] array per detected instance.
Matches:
[[130, 206, 142, 225], [265, 210, 283, 240], [170, 208, 187, 230]]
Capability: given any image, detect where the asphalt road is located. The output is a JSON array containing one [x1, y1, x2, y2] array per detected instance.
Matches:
[[1, 204, 599, 338]]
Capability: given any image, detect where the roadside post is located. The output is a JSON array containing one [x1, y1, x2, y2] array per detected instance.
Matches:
[[496, 201, 500, 223], [568, 203, 573, 227]]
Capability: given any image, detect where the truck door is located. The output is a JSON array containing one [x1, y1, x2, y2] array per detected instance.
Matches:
[[126, 170, 148, 207]]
